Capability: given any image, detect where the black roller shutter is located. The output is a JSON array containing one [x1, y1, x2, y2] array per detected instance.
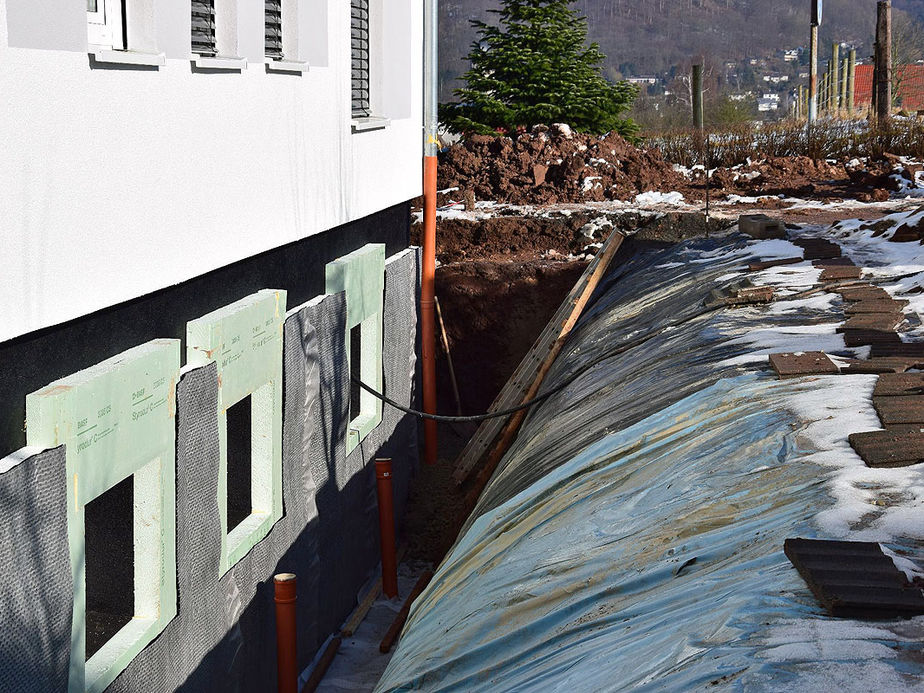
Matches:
[[351, 0, 371, 117], [191, 0, 216, 57], [266, 0, 284, 60]]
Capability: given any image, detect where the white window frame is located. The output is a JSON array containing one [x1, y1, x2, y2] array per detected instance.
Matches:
[[87, 0, 124, 50]]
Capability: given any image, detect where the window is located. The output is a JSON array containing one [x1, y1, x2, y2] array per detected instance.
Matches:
[[191, 0, 217, 57], [265, 0, 284, 60], [87, 0, 124, 49], [351, 0, 371, 118]]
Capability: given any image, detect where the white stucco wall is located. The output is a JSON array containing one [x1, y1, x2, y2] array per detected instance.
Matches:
[[0, 0, 421, 343]]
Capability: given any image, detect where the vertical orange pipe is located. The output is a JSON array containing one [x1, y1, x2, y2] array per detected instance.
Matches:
[[274, 573, 298, 693], [375, 458, 399, 598], [421, 155, 438, 465]]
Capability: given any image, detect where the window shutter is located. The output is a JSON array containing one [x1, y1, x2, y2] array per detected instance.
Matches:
[[351, 0, 371, 118], [265, 0, 284, 60], [191, 0, 217, 57]]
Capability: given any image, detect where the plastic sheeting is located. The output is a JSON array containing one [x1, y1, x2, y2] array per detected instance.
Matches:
[[376, 233, 924, 691]]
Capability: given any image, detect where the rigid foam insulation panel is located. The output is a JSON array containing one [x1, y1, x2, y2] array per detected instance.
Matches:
[[325, 244, 386, 453], [0, 446, 71, 693], [25, 340, 180, 693], [107, 247, 419, 691], [186, 289, 287, 574]]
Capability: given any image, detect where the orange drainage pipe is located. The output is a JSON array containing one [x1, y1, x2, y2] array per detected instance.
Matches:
[[376, 458, 399, 598], [421, 155, 439, 465], [274, 573, 298, 693]]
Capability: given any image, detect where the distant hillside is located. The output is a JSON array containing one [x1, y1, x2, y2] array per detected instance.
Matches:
[[439, 0, 924, 101]]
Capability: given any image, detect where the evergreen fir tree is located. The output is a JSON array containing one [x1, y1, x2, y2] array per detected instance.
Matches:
[[440, 0, 639, 137]]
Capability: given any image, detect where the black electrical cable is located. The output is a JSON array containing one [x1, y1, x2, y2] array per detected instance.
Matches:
[[352, 301, 726, 423]]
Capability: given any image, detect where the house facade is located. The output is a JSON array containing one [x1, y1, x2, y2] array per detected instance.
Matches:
[[0, 2, 423, 691]]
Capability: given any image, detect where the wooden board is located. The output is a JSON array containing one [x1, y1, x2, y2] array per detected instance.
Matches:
[[843, 329, 903, 348], [792, 238, 842, 260], [870, 341, 924, 359], [451, 231, 626, 485], [768, 351, 839, 378]]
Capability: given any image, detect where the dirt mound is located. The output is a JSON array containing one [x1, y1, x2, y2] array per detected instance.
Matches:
[[438, 124, 687, 205]]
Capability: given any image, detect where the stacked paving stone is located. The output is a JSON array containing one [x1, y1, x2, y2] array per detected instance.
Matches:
[[740, 217, 924, 619]]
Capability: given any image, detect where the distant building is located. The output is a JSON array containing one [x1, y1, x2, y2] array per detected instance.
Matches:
[[783, 49, 799, 62], [763, 74, 789, 84], [854, 64, 924, 111], [626, 76, 659, 85]]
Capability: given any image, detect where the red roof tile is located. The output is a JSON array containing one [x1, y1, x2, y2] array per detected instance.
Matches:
[[854, 64, 924, 111]]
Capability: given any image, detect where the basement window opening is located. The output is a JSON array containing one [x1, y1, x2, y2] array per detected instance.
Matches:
[[350, 324, 362, 423], [226, 395, 253, 532], [84, 475, 134, 661]]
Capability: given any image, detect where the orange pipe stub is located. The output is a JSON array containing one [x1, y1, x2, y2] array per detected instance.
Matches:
[[274, 573, 298, 693], [422, 155, 438, 465], [376, 458, 399, 598]]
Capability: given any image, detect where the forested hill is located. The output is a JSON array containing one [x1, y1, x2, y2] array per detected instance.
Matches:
[[438, 0, 924, 100]]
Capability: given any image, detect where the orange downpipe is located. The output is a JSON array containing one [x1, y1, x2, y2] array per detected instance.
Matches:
[[274, 573, 298, 693], [422, 155, 438, 465], [375, 458, 399, 598]]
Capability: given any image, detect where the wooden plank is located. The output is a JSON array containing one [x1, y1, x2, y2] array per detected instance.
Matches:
[[870, 341, 924, 359], [302, 636, 342, 693], [451, 230, 626, 485], [768, 351, 839, 378], [379, 570, 434, 654], [843, 329, 903, 348], [340, 543, 407, 637]]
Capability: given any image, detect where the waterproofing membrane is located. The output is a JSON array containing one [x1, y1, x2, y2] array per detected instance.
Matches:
[[376, 234, 924, 692], [0, 248, 419, 691], [0, 446, 71, 693]]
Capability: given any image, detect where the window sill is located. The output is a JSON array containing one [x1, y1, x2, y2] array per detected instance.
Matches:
[[91, 49, 166, 67], [265, 59, 309, 74], [351, 116, 391, 133], [193, 55, 247, 71]]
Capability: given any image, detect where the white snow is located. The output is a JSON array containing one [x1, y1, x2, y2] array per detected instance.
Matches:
[[633, 191, 685, 205]]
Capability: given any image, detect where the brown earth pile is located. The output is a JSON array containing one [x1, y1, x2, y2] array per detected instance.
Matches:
[[438, 124, 687, 205], [432, 125, 924, 206]]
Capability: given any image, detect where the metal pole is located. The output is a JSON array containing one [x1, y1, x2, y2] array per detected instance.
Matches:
[[274, 573, 298, 693], [876, 1, 892, 122], [375, 459, 398, 599], [847, 48, 856, 113], [831, 43, 840, 112], [809, 23, 818, 122], [692, 64, 704, 130], [840, 58, 848, 116], [421, 0, 439, 465]]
